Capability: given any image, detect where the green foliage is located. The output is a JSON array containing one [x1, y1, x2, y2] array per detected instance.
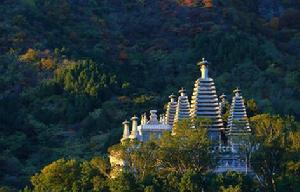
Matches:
[[179, 170, 204, 192], [250, 114, 300, 192], [30, 157, 109, 192], [158, 118, 214, 174], [109, 118, 213, 183], [108, 172, 139, 192], [219, 185, 241, 192], [55, 60, 116, 97]]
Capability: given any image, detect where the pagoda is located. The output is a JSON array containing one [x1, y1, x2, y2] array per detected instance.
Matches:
[[173, 88, 190, 126], [165, 94, 177, 127], [227, 88, 251, 151], [120, 120, 130, 143], [129, 115, 139, 140], [219, 93, 227, 116], [190, 58, 224, 140]]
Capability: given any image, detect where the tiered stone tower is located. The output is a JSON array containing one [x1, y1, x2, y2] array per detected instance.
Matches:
[[190, 58, 224, 140], [173, 88, 190, 126], [227, 88, 251, 151], [165, 94, 177, 127]]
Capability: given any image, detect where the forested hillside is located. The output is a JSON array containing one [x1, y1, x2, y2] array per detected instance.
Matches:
[[0, 0, 300, 189]]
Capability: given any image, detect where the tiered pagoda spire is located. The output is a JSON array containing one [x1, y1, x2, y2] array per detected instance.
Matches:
[[173, 88, 190, 125], [165, 94, 177, 127], [227, 88, 250, 136], [190, 58, 224, 140]]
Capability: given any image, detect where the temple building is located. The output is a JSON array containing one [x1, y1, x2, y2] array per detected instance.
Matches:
[[112, 58, 253, 175], [165, 94, 177, 127], [190, 58, 224, 141], [120, 110, 171, 143], [173, 88, 190, 127]]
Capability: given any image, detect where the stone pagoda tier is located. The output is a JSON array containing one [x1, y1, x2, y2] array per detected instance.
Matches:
[[190, 58, 224, 140], [173, 88, 190, 126], [165, 94, 177, 127], [227, 88, 251, 152]]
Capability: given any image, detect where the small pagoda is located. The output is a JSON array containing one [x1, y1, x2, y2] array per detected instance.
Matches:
[[173, 88, 190, 126], [165, 94, 177, 127], [227, 88, 251, 151]]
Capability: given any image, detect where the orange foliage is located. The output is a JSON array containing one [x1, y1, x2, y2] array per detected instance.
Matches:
[[19, 48, 38, 62], [178, 0, 199, 7], [203, 0, 213, 8], [40, 58, 54, 70], [182, 0, 195, 6]]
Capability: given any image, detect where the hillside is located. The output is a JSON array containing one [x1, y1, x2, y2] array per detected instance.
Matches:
[[0, 0, 300, 189]]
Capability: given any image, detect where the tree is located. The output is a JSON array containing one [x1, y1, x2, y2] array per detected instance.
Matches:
[[215, 172, 257, 192], [31, 157, 109, 192], [202, 0, 213, 8], [55, 60, 116, 98], [158, 118, 214, 174], [108, 172, 139, 192], [250, 114, 297, 192], [31, 159, 81, 191], [130, 140, 159, 179], [179, 170, 204, 192], [219, 185, 241, 192]]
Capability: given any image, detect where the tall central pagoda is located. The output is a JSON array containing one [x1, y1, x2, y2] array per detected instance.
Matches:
[[190, 58, 224, 140]]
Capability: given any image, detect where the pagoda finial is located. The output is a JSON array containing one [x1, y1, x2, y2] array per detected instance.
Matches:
[[197, 58, 209, 79], [169, 93, 176, 102], [220, 93, 226, 100], [233, 87, 241, 96], [179, 87, 186, 96]]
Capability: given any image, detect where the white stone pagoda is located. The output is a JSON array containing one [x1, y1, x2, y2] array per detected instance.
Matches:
[[190, 58, 224, 141], [120, 110, 171, 143], [227, 88, 251, 152], [165, 94, 177, 127], [173, 88, 190, 126]]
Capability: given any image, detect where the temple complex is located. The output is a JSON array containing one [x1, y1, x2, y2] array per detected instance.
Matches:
[[112, 58, 252, 175]]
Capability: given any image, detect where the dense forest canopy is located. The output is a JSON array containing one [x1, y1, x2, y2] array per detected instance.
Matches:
[[0, 0, 300, 190]]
